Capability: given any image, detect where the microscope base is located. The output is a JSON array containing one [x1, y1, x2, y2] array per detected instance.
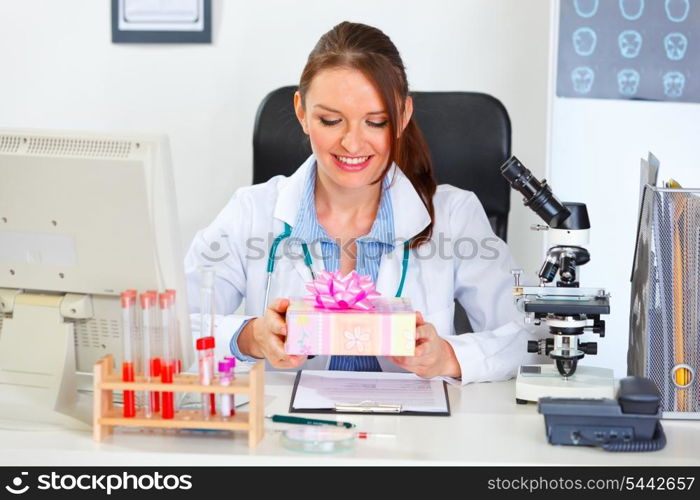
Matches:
[[515, 364, 615, 404]]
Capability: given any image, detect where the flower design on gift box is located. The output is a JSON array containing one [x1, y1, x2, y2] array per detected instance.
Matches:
[[296, 331, 312, 355], [344, 327, 371, 353]]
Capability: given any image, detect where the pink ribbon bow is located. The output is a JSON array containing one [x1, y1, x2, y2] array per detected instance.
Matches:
[[305, 270, 380, 310]]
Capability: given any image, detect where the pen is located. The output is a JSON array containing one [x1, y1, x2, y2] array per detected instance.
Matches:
[[266, 414, 355, 429]]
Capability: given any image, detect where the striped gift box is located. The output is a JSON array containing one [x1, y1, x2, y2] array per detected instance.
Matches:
[[285, 297, 416, 356]]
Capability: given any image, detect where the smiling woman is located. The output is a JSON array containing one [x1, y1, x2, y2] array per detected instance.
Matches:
[[183, 21, 536, 384], [294, 22, 435, 250]]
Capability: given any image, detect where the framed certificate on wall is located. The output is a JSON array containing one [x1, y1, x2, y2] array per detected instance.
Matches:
[[112, 0, 212, 44]]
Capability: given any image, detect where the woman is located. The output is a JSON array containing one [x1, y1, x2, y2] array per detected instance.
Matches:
[[185, 21, 534, 384]]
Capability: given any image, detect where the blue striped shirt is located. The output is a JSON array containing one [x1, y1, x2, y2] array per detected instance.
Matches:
[[290, 163, 395, 371]]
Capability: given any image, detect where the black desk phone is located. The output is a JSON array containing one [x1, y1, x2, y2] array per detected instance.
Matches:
[[538, 376, 666, 452]]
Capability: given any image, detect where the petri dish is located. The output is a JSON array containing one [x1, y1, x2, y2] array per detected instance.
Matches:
[[281, 426, 356, 453]]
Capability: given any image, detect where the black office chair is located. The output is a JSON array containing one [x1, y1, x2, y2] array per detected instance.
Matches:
[[252, 86, 512, 333]]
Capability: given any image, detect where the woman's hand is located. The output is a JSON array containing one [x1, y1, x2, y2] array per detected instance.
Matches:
[[388, 312, 461, 379], [238, 298, 307, 369]]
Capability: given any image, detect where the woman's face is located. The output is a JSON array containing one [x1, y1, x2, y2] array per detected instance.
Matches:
[[295, 67, 410, 191]]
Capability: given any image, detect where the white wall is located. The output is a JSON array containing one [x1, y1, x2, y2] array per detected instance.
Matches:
[[550, 48, 700, 375], [0, 0, 553, 283]]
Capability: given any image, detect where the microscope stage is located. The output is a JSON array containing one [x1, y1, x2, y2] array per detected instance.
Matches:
[[515, 364, 615, 403], [523, 297, 610, 316]]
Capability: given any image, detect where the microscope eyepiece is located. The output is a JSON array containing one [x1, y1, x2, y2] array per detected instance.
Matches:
[[500, 156, 571, 227]]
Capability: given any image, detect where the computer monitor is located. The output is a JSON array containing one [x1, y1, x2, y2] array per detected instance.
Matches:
[[0, 129, 193, 428]]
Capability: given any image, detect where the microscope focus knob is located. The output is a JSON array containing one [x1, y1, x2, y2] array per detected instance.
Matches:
[[528, 339, 553, 355], [527, 340, 539, 353], [590, 319, 606, 337], [580, 342, 597, 355]]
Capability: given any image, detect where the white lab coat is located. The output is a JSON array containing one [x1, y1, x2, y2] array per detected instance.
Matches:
[[184, 155, 538, 385]]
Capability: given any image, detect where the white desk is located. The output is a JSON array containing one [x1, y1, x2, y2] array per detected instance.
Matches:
[[1, 372, 699, 466]]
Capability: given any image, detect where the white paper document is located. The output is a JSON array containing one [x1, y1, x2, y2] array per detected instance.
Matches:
[[291, 370, 449, 414]]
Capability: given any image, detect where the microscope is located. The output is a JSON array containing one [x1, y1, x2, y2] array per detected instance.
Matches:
[[500, 156, 615, 404]]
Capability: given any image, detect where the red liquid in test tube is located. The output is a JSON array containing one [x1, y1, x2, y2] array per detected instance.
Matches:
[[159, 292, 175, 419], [196, 336, 216, 418]]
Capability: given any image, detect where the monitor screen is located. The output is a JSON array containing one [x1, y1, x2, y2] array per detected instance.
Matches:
[[0, 129, 193, 427]]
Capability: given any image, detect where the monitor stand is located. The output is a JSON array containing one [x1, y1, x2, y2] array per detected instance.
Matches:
[[0, 292, 91, 431], [0, 383, 91, 432]]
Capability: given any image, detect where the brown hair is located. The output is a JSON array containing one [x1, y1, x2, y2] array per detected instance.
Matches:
[[298, 21, 436, 248]]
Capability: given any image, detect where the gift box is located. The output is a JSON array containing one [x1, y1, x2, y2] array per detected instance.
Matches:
[[285, 297, 416, 356], [284, 271, 416, 356]]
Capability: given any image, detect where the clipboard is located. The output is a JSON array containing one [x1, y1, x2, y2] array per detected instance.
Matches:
[[288, 370, 451, 416]]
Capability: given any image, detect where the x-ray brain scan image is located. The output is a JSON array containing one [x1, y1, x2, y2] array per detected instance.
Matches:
[[558, 0, 696, 103]]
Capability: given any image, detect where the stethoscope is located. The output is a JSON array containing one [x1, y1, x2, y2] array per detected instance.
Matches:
[[263, 222, 410, 312]]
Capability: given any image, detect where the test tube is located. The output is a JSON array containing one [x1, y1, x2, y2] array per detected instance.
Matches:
[[120, 290, 137, 418], [148, 289, 162, 413], [140, 292, 158, 417], [159, 292, 175, 419], [198, 267, 217, 417], [165, 289, 183, 411], [218, 361, 232, 418], [165, 289, 182, 375], [196, 336, 215, 418], [224, 356, 237, 415]]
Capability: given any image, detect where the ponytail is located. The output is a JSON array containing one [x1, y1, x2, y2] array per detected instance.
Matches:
[[394, 116, 436, 247]]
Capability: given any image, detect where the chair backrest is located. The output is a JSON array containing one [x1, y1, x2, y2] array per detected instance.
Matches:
[[253, 86, 512, 240], [252, 87, 512, 334]]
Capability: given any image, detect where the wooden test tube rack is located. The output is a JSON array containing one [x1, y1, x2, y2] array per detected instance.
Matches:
[[93, 355, 265, 448]]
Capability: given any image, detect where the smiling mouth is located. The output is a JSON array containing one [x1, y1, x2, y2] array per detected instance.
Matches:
[[331, 154, 374, 172], [333, 154, 372, 165]]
